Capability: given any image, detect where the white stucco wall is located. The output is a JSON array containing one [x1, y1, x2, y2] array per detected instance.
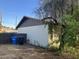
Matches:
[[17, 25, 48, 48]]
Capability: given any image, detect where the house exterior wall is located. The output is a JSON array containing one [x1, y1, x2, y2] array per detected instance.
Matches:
[[48, 25, 61, 48], [17, 25, 48, 48]]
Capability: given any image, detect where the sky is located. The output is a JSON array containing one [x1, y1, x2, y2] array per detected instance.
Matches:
[[0, 0, 39, 28]]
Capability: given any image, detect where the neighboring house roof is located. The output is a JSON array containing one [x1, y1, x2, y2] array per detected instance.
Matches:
[[16, 16, 43, 29]]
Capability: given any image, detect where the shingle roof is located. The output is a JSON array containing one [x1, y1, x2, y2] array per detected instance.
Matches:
[[16, 16, 43, 29]]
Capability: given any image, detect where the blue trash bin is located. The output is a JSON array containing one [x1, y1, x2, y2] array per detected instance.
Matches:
[[11, 36, 17, 45]]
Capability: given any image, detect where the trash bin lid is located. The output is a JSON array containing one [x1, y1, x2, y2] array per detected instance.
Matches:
[[12, 36, 17, 38]]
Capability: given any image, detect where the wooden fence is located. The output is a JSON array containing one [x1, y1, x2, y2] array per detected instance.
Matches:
[[0, 33, 27, 44]]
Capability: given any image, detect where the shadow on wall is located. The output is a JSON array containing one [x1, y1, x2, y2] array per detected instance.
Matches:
[[27, 39, 48, 48]]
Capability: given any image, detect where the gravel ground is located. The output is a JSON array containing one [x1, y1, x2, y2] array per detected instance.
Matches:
[[0, 44, 74, 59]]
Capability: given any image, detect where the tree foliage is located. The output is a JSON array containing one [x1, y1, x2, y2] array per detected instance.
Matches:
[[36, 0, 79, 52], [36, 0, 79, 19], [59, 13, 79, 51]]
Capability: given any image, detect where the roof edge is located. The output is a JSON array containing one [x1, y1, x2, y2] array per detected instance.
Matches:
[[16, 16, 40, 29]]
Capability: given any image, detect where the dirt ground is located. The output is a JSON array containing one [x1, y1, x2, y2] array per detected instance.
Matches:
[[0, 44, 74, 59]]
